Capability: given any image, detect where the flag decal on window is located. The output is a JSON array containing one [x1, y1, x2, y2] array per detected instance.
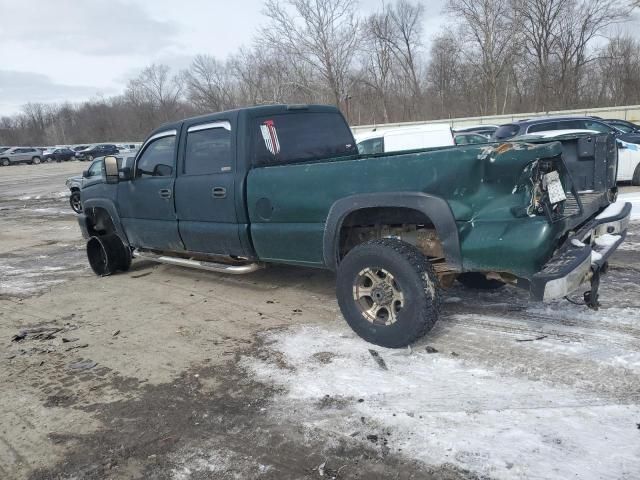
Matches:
[[260, 120, 281, 155]]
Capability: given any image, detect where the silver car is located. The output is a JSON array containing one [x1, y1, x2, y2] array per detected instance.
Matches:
[[0, 147, 44, 166]]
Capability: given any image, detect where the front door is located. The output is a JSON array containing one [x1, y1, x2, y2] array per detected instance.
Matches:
[[117, 130, 183, 251], [174, 121, 242, 256]]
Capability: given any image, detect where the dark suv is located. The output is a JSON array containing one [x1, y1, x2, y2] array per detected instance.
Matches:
[[76, 144, 119, 161], [493, 116, 640, 144]]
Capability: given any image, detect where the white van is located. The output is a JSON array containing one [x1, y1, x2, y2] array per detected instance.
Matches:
[[355, 124, 455, 154]]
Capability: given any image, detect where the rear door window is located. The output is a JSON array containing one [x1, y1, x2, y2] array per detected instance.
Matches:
[[253, 112, 357, 166], [185, 123, 232, 175]]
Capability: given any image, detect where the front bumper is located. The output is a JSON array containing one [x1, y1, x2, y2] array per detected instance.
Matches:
[[530, 201, 632, 302]]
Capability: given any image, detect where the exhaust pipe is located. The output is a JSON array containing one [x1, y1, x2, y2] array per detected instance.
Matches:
[[132, 250, 263, 275]]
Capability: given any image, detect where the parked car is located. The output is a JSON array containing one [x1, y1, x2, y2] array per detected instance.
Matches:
[[44, 147, 76, 162], [356, 124, 455, 154], [115, 143, 141, 154], [77, 104, 630, 348], [602, 119, 640, 134], [453, 124, 499, 138], [76, 144, 119, 161], [454, 132, 489, 145], [0, 147, 43, 166], [65, 156, 133, 213], [493, 117, 640, 184]]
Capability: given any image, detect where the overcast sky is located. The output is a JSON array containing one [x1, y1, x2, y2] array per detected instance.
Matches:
[[0, 0, 449, 116]]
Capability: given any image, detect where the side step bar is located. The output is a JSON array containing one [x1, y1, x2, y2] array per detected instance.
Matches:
[[132, 250, 263, 275]]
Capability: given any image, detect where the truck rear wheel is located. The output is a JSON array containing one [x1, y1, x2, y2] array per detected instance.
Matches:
[[87, 234, 131, 276], [336, 238, 440, 348]]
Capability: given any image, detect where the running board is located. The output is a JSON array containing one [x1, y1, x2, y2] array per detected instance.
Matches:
[[132, 250, 263, 275]]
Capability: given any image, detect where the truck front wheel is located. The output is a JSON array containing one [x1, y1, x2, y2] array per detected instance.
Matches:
[[336, 238, 440, 348], [87, 234, 131, 276]]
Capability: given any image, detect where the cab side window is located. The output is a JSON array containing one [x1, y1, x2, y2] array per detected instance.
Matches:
[[135, 135, 176, 178]]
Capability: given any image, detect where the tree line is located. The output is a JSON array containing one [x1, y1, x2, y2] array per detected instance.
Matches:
[[1, 0, 639, 146]]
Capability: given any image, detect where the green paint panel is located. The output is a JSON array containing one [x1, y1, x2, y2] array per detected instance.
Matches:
[[247, 141, 566, 277]]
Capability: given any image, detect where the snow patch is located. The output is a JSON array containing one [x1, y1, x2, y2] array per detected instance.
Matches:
[[617, 192, 640, 220], [245, 325, 640, 480]]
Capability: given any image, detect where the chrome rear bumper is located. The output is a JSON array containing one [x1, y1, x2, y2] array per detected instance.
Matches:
[[530, 201, 632, 302]]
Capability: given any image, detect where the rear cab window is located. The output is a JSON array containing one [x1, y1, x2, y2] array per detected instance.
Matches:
[[253, 112, 357, 166]]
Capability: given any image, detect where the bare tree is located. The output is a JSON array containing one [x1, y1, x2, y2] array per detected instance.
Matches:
[[366, 1, 425, 118], [261, 0, 360, 109], [126, 64, 184, 123], [361, 10, 396, 122], [427, 31, 462, 118], [515, 0, 570, 110], [446, 0, 520, 115], [554, 0, 629, 108], [184, 55, 236, 113]]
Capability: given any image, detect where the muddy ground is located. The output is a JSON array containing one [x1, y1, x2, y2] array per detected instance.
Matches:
[[1, 162, 639, 480]]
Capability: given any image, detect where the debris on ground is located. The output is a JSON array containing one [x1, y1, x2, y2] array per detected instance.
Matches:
[[112, 329, 120, 337], [130, 272, 153, 279], [425, 346, 438, 353], [62, 337, 79, 343], [516, 335, 548, 342], [11, 324, 78, 343], [68, 360, 97, 370], [368, 349, 388, 370]]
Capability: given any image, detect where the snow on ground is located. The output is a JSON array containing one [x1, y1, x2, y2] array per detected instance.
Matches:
[[245, 325, 640, 480], [618, 191, 640, 220]]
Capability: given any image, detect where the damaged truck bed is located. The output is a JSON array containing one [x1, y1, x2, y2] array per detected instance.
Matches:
[[76, 104, 631, 348]]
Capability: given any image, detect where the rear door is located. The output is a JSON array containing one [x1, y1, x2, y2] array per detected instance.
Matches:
[[174, 120, 242, 256], [117, 130, 183, 251]]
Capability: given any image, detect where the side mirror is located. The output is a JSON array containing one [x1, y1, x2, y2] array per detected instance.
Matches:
[[104, 156, 119, 184], [82, 170, 90, 178]]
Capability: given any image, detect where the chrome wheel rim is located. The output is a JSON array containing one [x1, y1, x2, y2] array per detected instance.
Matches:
[[353, 267, 404, 326], [71, 195, 82, 212]]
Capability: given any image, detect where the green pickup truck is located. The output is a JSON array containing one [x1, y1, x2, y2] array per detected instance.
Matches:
[[77, 105, 632, 347]]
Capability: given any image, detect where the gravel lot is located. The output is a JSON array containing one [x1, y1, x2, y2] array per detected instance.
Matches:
[[1, 162, 639, 480]]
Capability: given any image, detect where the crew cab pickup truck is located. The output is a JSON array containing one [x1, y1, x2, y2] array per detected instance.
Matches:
[[77, 105, 632, 348]]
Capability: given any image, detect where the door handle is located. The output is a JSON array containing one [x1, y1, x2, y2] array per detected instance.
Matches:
[[158, 189, 172, 199], [212, 187, 227, 198]]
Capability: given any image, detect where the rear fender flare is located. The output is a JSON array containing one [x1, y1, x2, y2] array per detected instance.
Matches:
[[323, 192, 462, 271], [82, 198, 129, 246]]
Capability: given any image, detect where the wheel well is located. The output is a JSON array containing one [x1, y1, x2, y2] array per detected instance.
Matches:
[[70, 187, 80, 193], [338, 207, 444, 262], [86, 207, 116, 236]]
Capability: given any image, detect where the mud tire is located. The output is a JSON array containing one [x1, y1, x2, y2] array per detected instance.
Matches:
[[87, 234, 131, 276], [336, 238, 440, 348]]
